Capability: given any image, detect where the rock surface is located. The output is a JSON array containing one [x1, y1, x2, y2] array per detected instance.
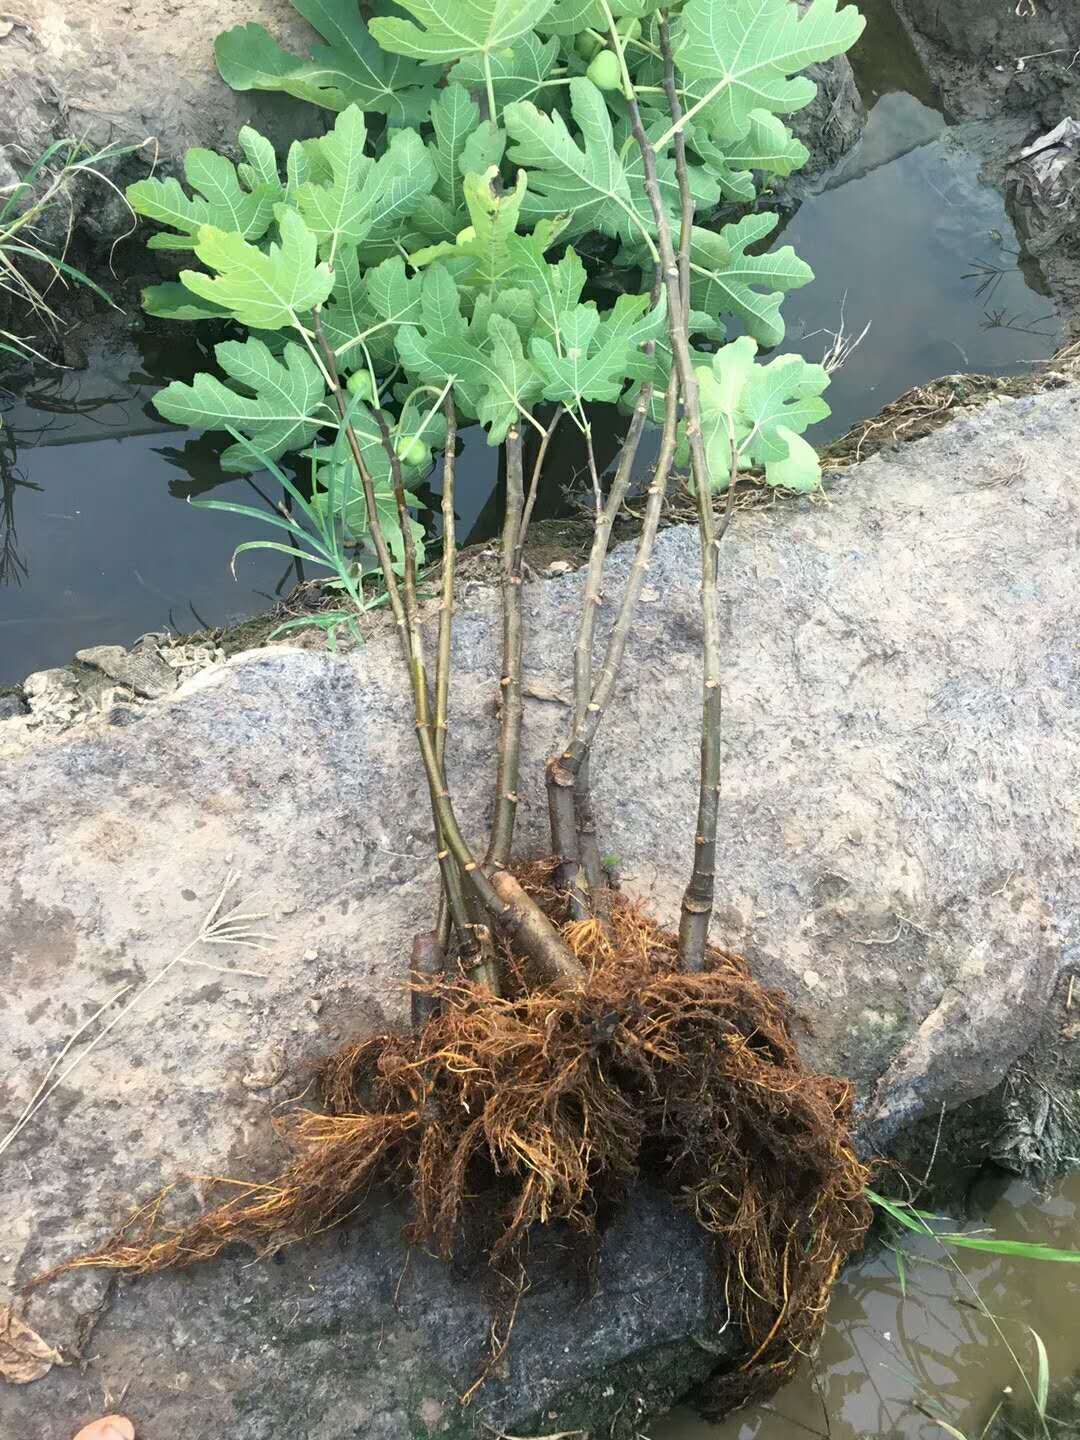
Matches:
[[3, 386, 1080, 1436], [0, 1, 322, 175], [74, 644, 179, 700]]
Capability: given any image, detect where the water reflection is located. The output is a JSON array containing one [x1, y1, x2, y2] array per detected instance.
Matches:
[[657, 1174, 1080, 1440]]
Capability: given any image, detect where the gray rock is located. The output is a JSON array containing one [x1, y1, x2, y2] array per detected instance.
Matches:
[[75, 643, 179, 700], [0, 689, 28, 719], [3, 386, 1080, 1436]]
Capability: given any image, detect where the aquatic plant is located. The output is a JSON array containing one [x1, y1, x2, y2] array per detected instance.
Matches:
[[59, 0, 876, 1413], [870, 1188, 1080, 1440], [0, 137, 146, 367]]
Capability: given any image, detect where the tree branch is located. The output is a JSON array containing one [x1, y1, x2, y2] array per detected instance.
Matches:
[[315, 321, 576, 990], [487, 426, 527, 871], [620, 60, 722, 972]]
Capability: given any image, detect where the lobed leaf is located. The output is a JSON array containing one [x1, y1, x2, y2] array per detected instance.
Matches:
[[370, 0, 554, 65], [127, 137, 278, 251], [180, 209, 334, 330], [215, 0, 435, 125], [692, 335, 830, 492], [153, 337, 332, 471], [689, 214, 813, 349], [294, 106, 436, 258], [504, 78, 645, 245], [531, 293, 666, 405], [452, 31, 561, 108], [674, 0, 866, 143]]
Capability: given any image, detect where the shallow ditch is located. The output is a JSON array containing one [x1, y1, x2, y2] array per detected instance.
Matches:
[[0, 0, 1066, 688]]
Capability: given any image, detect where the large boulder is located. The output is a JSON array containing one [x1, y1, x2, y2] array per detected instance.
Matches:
[[2, 384, 1079, 1437]]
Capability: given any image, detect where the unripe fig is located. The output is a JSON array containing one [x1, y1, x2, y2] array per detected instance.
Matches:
[[575, 30, 603, 60], [346, 369, 375, 401], [617, 16, 642, 41], [395, 436, 429, 469], [586, 49, 621, 91]]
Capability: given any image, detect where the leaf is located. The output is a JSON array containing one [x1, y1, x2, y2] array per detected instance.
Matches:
[[141, 282, 231, 322], [308, 423, 427, 568], [294, 106, 436, 258], [428, 83, 481, 221], [867, 1190, 1080, 1263], [396, 281, 543, 443], [181, 210, 333, 330], [370, 0, 554, 65], [411, 168, 547, 298], [692, 335, 829, 492], [72, 1418, 135, 1440], [540, 0, 664, 33], [689, 113, 809, 203], [503, 236, 586, 345], [0, 1306, 61, 1385], [689, 215, 813, 348], [453, 32, 560, 108], [1027, 1326, 1050, 1419], [323, 253, 426, 368], [763, 427, 820, 491], [530, 293, 666, 405], [215, 0, 435, 126], [620, 114, 721, 242], [505, 78, 644, 245], [237, 125, 284, 197], [460, 124, 508, 187], [674, 0, 866, 143], [127, 144, 277, 251], [154, 338, 331, 471]]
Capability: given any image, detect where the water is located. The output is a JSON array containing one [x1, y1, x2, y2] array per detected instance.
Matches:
[[0, 0, 1064, 686], [657, 1173, 1080, 1440]]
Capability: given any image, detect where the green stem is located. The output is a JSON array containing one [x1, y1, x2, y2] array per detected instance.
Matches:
[[483, 49, 497, 124]]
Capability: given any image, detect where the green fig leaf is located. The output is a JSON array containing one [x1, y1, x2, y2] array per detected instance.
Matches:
[[181, 209, 334, 330], [215, 0, 435, 126], [689, 215, 813, 348], [453, 32, 560, 109], [693, 335, 830, 491], [370, 0, 554, 66], [674, 0, 865, 142], [154, 338, 332, 471], [127, 140, 278, 251]]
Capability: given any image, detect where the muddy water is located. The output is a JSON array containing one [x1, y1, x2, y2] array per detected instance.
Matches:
[[0, 1, 1064, 686], [656, 1173, 1080, 1440]]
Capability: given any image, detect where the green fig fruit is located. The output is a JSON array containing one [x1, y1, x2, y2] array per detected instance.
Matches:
[[346, 369, 375, 401], [395, 436, 429, 469], [587, 49, 621, 91], [575, 30, 603, 61]]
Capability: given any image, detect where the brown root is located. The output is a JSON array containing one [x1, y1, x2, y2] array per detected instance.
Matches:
[[43, 864, 871, 1414]]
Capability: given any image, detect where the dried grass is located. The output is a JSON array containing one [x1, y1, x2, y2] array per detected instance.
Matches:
[[42, 865, 871, 1414]]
